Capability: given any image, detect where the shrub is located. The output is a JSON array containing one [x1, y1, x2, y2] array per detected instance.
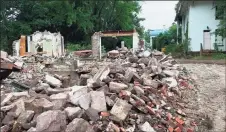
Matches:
[[66, 42, 91, 52], [165, 44, 184, 57]]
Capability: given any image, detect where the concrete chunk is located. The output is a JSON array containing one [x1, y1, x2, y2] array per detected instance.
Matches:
[[162, 77, 177, 88], [138, 122, 156, 132], [14, 61, 24, 69], [50, 93, 68, 101], [25, 98, 53, 113], [93, 66, 110, 83], [128, 56, 139, 63], [1, 125, 9, 132], [78, 93, 91, 110], [85, 108, 99, 121], [110, 99, 132, 121], [64, 107, 82, 120], [134, 86, 144, 95], [143, 78, 160, 88], [109, 82, 128, 93], [17, 110, 35, 124], [69, 86, 88, 105], [125, 69, 134, 83], [45, 74, 62, 87], [0, 51, 8, 58], [36, 110, 66, 132], [52, 99, 66, 110], [27, 127, 37, 132], [90, 91, 107, 112], [65, 118, 92, 132], [106, 96, 114, 107], [163, 70, 175, 77]]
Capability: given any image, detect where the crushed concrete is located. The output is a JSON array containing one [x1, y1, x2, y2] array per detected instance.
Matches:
[[0, 49, 199, 132]]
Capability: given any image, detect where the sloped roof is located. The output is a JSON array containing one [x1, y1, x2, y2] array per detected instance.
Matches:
[[149, 29, 167, 37]]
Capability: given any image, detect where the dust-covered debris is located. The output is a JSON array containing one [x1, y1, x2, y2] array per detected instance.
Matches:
[[0, 49, 198, 132]]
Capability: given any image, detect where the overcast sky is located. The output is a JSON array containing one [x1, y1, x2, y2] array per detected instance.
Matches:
[[139, 1, 178, 30]]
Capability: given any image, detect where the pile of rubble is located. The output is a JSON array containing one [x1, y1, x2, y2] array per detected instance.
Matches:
[[1, 49, 195, 132]]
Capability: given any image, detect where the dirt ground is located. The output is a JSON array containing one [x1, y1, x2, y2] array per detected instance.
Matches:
[[182, 64, 226, 132]]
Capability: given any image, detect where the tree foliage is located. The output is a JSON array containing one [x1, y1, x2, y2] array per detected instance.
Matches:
[[152, 23, 177, 51], [215, 0, 226, 38], [0, 0, 144, 53]]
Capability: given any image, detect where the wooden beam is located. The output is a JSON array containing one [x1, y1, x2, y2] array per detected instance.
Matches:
[[101, 33, 133, 37], [101, 30, 135, 37]]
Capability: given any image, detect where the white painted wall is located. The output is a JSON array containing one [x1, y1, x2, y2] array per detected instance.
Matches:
[[12, 40, 20, 56], [188, 1, 220, 51], [182, 8, 189, 42], [132, 32, 139, 52], [13, 31, 64, 56]]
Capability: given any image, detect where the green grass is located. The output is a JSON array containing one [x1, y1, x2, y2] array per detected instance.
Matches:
[[192, 53, 226, 60], [66, 43, 91, 52]]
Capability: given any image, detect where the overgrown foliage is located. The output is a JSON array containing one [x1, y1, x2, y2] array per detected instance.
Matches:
[[215, 0, 226, 38], [152, 23, 177, 51], [67, 43, 91, 52], [144, 30, 151, 49], [0, 0, 144, 53]]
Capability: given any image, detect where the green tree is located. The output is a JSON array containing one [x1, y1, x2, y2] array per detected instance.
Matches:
[[0, 0, 144, 53], [215, 0, 226, 38], [152, 23, 178, 50]]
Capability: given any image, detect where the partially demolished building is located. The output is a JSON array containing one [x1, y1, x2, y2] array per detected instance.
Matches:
[[12, 31, 65, 57]]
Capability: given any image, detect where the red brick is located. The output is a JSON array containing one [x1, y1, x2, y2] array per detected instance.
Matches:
[[187, 128, 193, 132], [134, 81, 140, 86], [174, 127, 181, 132], [180, 80, 189, 88], [100, 111, 110, 117], [190, 121, 197, 126], [140, 95, 150, 102], [168, 126, 174, 132], [145, 105, 155, 115], [135, 101, 143, 106], [167, 113, 173, 121], [120, 127, 126, 132], [119, 90, 131, 100], [175, 117, 184, 125], [160, 85, 167, 96], [177, 122, 183, 130], [168, 120, 177, 128]]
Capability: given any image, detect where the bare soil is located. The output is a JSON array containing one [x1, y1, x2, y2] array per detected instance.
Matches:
[[182, 64, 226, 132]]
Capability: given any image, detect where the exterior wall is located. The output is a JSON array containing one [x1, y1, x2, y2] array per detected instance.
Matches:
[[181, 8, 189, 42], [188, 1, 220, 51], [13, 31, 64, 57], [12, 40, 20, 56], [218, 38, 226, 51], [91, 32, 101, 59], [132, 32, 139, 52]]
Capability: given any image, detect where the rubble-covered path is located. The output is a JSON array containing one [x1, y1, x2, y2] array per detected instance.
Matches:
[[182, 64, 226, 132]]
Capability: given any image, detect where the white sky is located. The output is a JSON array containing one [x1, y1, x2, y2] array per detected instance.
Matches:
[[139, 1, 178, 30]]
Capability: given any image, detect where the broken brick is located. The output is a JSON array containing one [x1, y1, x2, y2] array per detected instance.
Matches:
[[168, 126, 174, 132], [174, 127, 182, 132], [100, 111, 110, 117], [145, 105, 155, 115], [175, 117, 184, 125]]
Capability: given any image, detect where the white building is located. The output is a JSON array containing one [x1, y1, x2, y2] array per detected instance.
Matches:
[[175, 1, 226, 51], [12, 31, 65, 57]]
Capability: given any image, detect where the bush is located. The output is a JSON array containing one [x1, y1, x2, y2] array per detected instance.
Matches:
[[212, 53, 226, 59], [165, 44, 184, 57], [66, 42, 91, 52]]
